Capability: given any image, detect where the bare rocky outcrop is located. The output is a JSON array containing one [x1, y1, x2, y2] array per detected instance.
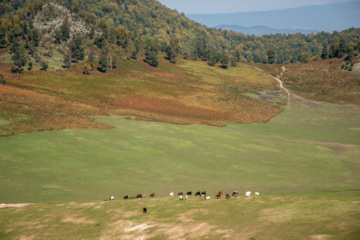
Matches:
[[33, 3, 89, 38]]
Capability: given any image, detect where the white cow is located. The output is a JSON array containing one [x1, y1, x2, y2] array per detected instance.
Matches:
[[245, 191, 251, 198], [179, 195, 183, 200], [205, 196, 210, 200], [255, 192, 260, 197], [170, 192, 174, 196], [110, 196, 114, 201], [185, 195, 188, 200]]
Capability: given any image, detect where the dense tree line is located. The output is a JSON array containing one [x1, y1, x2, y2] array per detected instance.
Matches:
[[0, 0, 359, 72]]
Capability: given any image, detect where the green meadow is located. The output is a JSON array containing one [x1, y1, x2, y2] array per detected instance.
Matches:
[[1, 94, 360, 200], [1, 89, 360, 239]]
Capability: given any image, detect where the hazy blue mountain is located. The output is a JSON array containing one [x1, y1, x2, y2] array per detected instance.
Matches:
[[216, 25, 319, 36], [187, 1, 360, 32]]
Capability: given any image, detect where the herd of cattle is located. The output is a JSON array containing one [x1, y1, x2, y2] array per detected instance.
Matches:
[[106, 191, 260, 201]]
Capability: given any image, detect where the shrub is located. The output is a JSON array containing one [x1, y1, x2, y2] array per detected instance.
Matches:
[[27, 61, 33, 71], [40, 61, 49, 71], [0, 74, 6, 85]]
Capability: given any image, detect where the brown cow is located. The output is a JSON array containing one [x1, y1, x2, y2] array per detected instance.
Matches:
[[177, 192, 183, 196], [232, 191, 238, 197], [124, 195, 129, 200], [142, 195, 146, 199], [136, 194, 142, 199], [215, 193, 221, 199], [226, 194, 231, 199], [150, 193, 156, 198]]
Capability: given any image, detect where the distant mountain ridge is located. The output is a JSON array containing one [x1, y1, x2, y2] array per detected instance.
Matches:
[[188, 1, 360, 32], [216, 25, 319, 36]]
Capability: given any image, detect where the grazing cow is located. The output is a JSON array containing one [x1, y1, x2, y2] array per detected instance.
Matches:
[[187, 191, 192, 196], [150, 193, 156, 198], [143, 208, 147, 213], [200, 194, 206, 198], [142, 195, 146, 199], [255, 192, 260, 197], [226, 194, 231, 199], [170, 192, 174, 196], [205, 196, 210, 200], [232, 191, 238, 197], [245, 191, 251, 198], [136, 194, 142, 199], [179, 195, 183, 201], [124, 195, 129, 200], [109, 196, 114, 201], [195, 191, 201, 197], [185, 195, 188, 200], [201, 191, 206, 195], [177, 192, 183, 196]]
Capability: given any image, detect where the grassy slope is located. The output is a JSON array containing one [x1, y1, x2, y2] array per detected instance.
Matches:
[[0, 50, 284, 135], [1, 55, 360, 239]]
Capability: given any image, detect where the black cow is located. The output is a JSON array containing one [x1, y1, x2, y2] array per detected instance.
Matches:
[[187, 191, 192, 196]]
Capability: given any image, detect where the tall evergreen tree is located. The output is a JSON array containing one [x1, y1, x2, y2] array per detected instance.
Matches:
[[98, 48, 108, 72], [11, 43, 27, 73], [339, 37, 346, 57], [32, 29, 39, 47], [70, 34, 85, 62], [87, 48, 95, 68], [61, 16, 70, 42], [267, 47, 275, 64], [320, 43, 328, 59]]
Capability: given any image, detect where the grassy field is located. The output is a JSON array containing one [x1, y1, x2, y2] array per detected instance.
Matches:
[[1, 53, 360, 238], [1, 195, 359, 240], [0, 93, 360, 239]]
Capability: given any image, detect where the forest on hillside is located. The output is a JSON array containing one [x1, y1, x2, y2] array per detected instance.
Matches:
[[0, 0, 360, 73]]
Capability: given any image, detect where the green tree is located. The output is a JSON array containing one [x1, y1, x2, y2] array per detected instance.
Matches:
[[87, 48, 95, 68], [235, 48, 241, 62], [70, 34, 85, 62], [320, 43, 328, 59], [144, 39, 159, 67], [267, 47, 275, 64], [54, 30, 62, 44], [345, 45, 354, 61], [220, 51, 230, 69], [0, 29, 7, 48], [195, 35, 208, 61], [61, 16, 70, 41], [339, 37, 346, 57], [166, 35, 180, 63], [32, 29, 39, 47], [11, 43, 27, 73], [40, 61, 48, 71], [0, 74, 6, 85], [27, 61, 33, 71], [63, 52, 71, 68], [98, 48, 108, 72]]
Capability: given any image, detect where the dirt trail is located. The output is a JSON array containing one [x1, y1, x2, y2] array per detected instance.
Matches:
[[254, 66, 321, 107]]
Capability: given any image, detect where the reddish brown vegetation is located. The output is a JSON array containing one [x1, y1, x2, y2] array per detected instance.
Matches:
[[0, 85, 111, 136]]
